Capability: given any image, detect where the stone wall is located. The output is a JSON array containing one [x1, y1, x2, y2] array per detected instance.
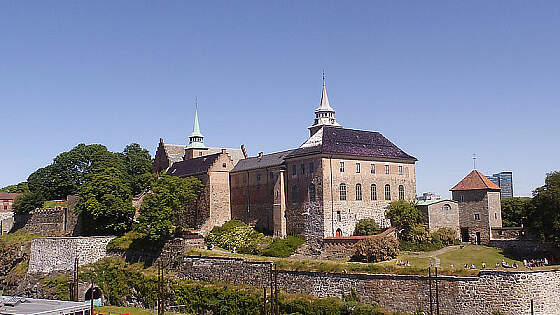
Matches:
[[28, 236, 115, 273], [170, 255, 560, 315], [12, 206, 81, 236], [419, 200, 460, 237], [0, 212, 14, 235]]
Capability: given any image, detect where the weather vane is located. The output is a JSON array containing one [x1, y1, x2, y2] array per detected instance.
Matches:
[[472, 153, 477, 169]]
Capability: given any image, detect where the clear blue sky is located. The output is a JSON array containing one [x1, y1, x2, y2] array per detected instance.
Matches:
[[1, 1, 559, 198]]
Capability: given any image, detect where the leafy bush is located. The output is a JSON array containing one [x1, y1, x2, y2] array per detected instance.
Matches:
[[353, 218, 383, 236], [400, 227, 459, 252], [206, 220, 265, 254], [262, 235, 305, 257], [352, 235, 399, 263], [431, 227, 459, 246]]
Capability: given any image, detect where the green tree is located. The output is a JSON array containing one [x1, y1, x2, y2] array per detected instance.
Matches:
[[28, 144, 125, 200], [527, 171, 560, 245], [352, 235, 400, 263], [0, 182, 29, 193], [206, 220, 265, 254], [136, 175, 203, 242], [75, 167, 136, 235], [122, 143, 153, 196], [385, 200, 422, 240], [501, 197, 531, 227], [12, 192, 44, 214], [353, 218, 382, 236]]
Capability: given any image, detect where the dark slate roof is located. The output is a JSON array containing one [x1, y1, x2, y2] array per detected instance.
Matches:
[[287, 127, 417, 161], [167, 153, 221, 177], [231, 149, 295, 173]]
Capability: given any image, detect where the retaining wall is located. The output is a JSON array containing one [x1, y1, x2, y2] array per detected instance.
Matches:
[[28, 236, 115, 273], [171, 255, 560, 315]]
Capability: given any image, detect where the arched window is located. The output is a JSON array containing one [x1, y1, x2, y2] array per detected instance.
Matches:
[[356, 184, 362, 200], [443, 204, 451, 211], [309, 183, 316, 202], [339, 183, 347, 201], [336, 228, 342, 237], [398, 185, 405, 200], [292, 185, 298, 204], [384, 184, 391, 201], [371, 184, 377, 200]]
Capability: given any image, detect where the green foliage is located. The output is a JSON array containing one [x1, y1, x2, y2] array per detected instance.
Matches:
[[501, 197, 531, 227], [136, 175, 203, 242], [399, 227, 458, 252], [0, 182, 29, 193], [430, 227, 459, 246], [352, 235, 400, 263], [353, 218, 383, 236], [122, 143, 153, 196], [12, 192, 44, 214], [75, 167, 136, 235], [527, 171, 560, 246], [206, 220, 265, 254], [262, 235, 305, 258], [385, 200, 422, 240], [42, 273, 71, 300]]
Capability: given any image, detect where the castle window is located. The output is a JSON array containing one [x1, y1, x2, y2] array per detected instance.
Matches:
[[301, 164, 305, 175], [222, 163, 227, 168], [398, 185, 405, 200], [356, 163, 361, 173], [310, 162, 315, 173], [257, 174, 261, 181], [340, 162, 345, 173], [371, 184, 377, 200], [199, 152, 203, 156], [292, 165, 297, 176], [356, 184, 362, 200], [442, 204, 451, 211], [384, 184, 391, 200], [270, 172, 274, 180], [461, 195, 464, 202], [339, 183, 347, 201], [337, 211, 341, 222], [371, 164, 375, 174], [385, 165, 390, 174], [398, 165, 403, 175], [474, 213, 481, 220], [292, 185, 298, 204], [495, 213, 497, 220], [309, 183, 316, 202]]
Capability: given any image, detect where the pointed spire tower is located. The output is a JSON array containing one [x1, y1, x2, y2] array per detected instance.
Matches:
[[308, 72, 342, 137], [187, 99, 207, 150]]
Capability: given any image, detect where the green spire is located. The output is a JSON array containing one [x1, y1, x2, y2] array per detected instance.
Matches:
[[187, 99, 207, 149]]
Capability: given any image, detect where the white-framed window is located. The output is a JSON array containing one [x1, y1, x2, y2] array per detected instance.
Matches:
[[340, 161, 345, 173], [339, 183, 347, 201], [474, 213, 481, 220], [356, 163, 361, 173], [398, 165, 403, 175], [385, 165, 390, 174], [384, 184, 391, 200], [371, 163, 375, 174], [356, 184, 362, 200], [398, 185, 405, 200], [371, 184, 377, 200]]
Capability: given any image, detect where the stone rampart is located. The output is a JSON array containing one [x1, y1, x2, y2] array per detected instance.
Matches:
[[0, 212, 14, 235], [171, 255, 560, 315], [28, 236, 115, 273], [13, 207, 81, 236]]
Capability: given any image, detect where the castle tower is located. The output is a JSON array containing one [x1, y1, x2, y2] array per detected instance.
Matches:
[[185, 105, 208, 159], [308, 74, 342, 137]]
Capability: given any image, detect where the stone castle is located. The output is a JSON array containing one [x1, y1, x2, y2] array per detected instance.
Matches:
[[153, 79, 418, 239]]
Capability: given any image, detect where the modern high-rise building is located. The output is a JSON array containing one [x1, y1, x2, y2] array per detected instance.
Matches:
[[486, 171, 513, 199]]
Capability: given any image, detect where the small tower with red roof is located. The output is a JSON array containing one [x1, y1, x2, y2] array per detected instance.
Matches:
[[451, 170, 502, 245]]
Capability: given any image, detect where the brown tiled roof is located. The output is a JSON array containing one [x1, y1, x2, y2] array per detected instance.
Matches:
[[450, 170, 501, 191], [167, 153, 221, 177], [0, 192, 21, 200]]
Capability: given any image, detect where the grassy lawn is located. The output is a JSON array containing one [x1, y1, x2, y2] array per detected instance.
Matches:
[[95, 306, 187, 315], [437, 245, 522, 269]]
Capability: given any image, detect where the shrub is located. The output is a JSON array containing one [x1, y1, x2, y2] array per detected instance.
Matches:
[[431, 227, 459, 246], [262, 235, 305, 258], [206, 220, 265, 254], [353, 219, 383, 236], [352, 235, 399, 263]]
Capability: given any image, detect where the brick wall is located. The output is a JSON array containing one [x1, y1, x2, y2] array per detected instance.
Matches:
[[170, 255, 560, 315], [28, 236, 115, 273]]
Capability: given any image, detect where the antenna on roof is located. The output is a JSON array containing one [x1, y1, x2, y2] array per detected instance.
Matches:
[[472, 153, 477, 169]]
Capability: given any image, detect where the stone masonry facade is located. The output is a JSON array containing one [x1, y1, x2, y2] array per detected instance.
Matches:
[[28, 236, 115, 273], [453, 190, 501, 245], [171, 255, 560, 315]]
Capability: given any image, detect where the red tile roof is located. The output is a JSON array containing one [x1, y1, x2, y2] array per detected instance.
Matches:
[[0, 192, 21, 200], [450, 170, 501, 191]]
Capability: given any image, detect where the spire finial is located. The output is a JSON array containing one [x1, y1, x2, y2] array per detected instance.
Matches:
[[195, 96, 198, 110], [473, 153, 477, 169], [322, 70, 326, 87]]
